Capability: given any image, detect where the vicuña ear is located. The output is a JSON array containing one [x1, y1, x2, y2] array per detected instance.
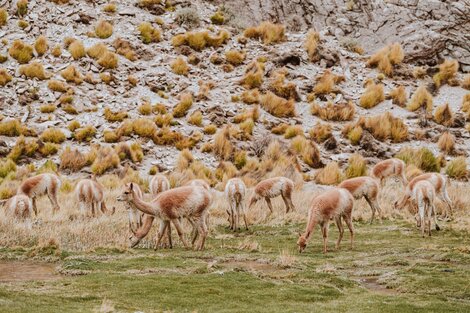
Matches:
[[129, 182, 134, 191]]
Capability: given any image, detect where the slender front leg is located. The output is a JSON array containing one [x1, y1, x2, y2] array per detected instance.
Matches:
[[344, 213, 354, 250], [335, 216, 344, 250], [32, 197, 37, 216], [281, 194, 290, 213], [154, 220, 168, 250], [265, 197, 274, 213], [172, 219, 189, 248], [321, 222, 329, 253]]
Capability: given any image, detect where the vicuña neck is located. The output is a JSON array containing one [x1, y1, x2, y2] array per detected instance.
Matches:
[[130, 194, 159, 216]]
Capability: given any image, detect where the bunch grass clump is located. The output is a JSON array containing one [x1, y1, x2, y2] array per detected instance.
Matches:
[[98, 51, 118, 69], [437, 132, 455, 155], [407, 85, 433, 112], [172, 29, 230, 51], [68, 39, 86, 60], [305, 29, 320, 62], [40, 104, 56, 113], [445, 157, 467, 180], [434, 103, 453, 126], [309, 122, 332, 143], [74, 126, 96, 142], [172, 93, 193, 118], [290, 136, 321, 168], [240, 61, 264, 89], [366, 43, 404, 76], [396, 147, 440, 172], [60, 146, 88, 172], [269, 68, 299, 100], [19, 62, 49, 80], [259, 91, 296, 118], [40, 128, 66, 144], [311, 101, 355, 121], [387, 85, 407, 107], [462, 94, 470, 118], [34, 35, 48, 56], [138, 22, 161, 44], [244, 21, 285, 45], [95, 20, 113, 39], [311, 70, 344, 96], [213, 126, 233, 161], [188, 110, 203, 126], [284, 125, 303, 139], [359, 82, 384, 108], [345, 154, 367, 178], [315, 162, 343, 185], [61, 65, 83, 84], [225, 50, 245, 66], [48, 79, 69, 92], [0, 8, 8, 26], [433, 59, 458, 88], [8, 40, 33, 64], [0, 119, 23, 136], [113, 38, 137, 61], [0, 68, 12, 86], [17, 0, 28, 17], [462, 75, 470, 90], [171, 57, 189, 76], [91, 146, 120, 175], [115, 142, 143, 163]]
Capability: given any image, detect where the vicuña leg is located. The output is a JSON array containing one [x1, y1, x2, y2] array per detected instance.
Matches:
[[265, 197, 274, 213], [335, 216, 344, 250], [344, 213, 355, 250], [172, 218, 189, 248]]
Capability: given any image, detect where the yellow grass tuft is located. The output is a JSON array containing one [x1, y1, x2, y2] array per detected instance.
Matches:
[[315, 162, 343, 185], [19, 61, 49, 80], [434, 103, 453, 126], [0, 8, 8, 26], [74, 126, 96, 142], [309, 122, 332, 143], [98, 51, 118, 69], [347, 125, 363, 145], [462, 74, 470, 90], [305, 29, 320, 62], [407, 85, 433, 112], [413, 66, 426, 79], [95, 20, 113, 38], [437, 131, 455, 155], [61, 65, 83, 84], [18, 20, 28, 29], [259, 91, 296, 118], [445, 157, 467, 180], [8, 40, 33, 64], [104, 107, 128, 122], [87, 43, 108, 59], [0, 68, 12, 86], [115, 142, 143, 163], [311, 101, 355, 121], [0, 119, 23, 136], [17, 0, 28, 17], [240, 61, 264, 89], [67, 120, 80, 132], [213, 126, 233, 161], [387, 85, 407, 107], [171, 57, 189, 76], [433, 59, 458, 88], [269, 68, 299, 100], [284, 125, 303, 139], [396, 147, 440, 172], [225, 50, 245, 66], [203, 124, 217, 135], [311, 70, 345, 96], [103, 130, 119, 143], [290, 135, 321, 168], [68, 39, 86, 60], [51, 44, 61, 57], [244, 21, 285, 45], [241, 89, 260, 104], [359, 82, 384, 108], [345, 153, 367, 178], [172, 93, 193, 118], [210, 11, 224, 25], [154, 113, 173, 127], [91, 146, 120, 175], [138, 22, 161, 44], [138, 101, 152, 115], [128, 75, 138, 86], [113, 38, 137, 61], [461, 94, 470, 118], [103, 2, 117, 13], [47, 79, 69, 92], [367, 43, 404, 76], [40, 128, 66, 144], [34, 35, 48, 56], [39, 104, 56, 113], [188, 110, 203, 126]]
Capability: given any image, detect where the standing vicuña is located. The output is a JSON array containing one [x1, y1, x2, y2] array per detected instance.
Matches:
[[372, 158, 407, 186], [225, 178, 247, 231], [3, 194, 33, 220], [394, 172, 451, 221], [297, 188, 354, 253], [117, 183, 211, 250], [248, 177, 295, 213], [339, 176, 381, 223], [75, 178, 114, 217], [126, 183, 144, 234], [18, 173, 61, 215], [412, 181, 438, 237]]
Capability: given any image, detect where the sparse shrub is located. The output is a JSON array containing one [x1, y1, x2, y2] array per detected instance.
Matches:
[[17, 0, 28, 17], [39, 142, 59, 156], [63, 104, 78, 114], [462, 75, 470, 90], [115, 142, 143, 163], [366, 43, 403, 76], [311, 101, 355, 121], [413, 66, 427, 79], [175, 7, 200, 27], [284, 125, 303, 139], [98, 51, 118, 69], [407, 85, 433, 112], [225, 50, 245, 65], [172, 29, 230, 51], [74, 126, 96, 142], [173, 93, 193, 118], [87, 43, 108, 59], [204, 124, 217, 135], [210, 11, 224, 25], [311, 70, 344, 96], [171, 57, 189, 76], [315, 162, 343, 185], [61, 65, 83, 84], [40, 128, 66, 144], [433, 59, 458, 88], [0, 8, 8, 26], [17, 20, 28, 29], [8, 40, 33, 64], [40, 104, 56, 113], [154, 113, 173, 127], [445, 157, 467, 180], [359, 82, 384, 108], [51, 44, 61, 57], [67, 120, 80, 132], [100, 72, 114, 84], [269, 68, 299, 100], [138, 101, 152, 115], [437, 132, 455, 154], [19, 62, 49, 80], [0, 55, 7, 63], [239, 119, 254, 138], [68, 39, 86, 60], [305, 29, 320, 62], [244, 21, 285, 45], [128, 75, 138, 86], [213, 126, 233, 160], [0, 119, 23, 136], [95, 20, 113, 38], [188, 110, 203, 126], [138, 22, 161, 44], [234, 106, 259, 124], [388, 85, 407, 107], [347, 125, 363, 145], [345, 154, 367, 178], [0, 68, 12, 86], [103, 130, 119, 143], [103, 2, 117, 13], [104, 107, 127, 122], [434, 103, 453, 126], [309, 122, 332, 143], [259, 91, 296, 118], [363, 112, 408, 142], [0, 159, 16, 178], [91, 146, 120, 175], [113, 38, 137, 61], [271, 123, 288, 135], [241, 89, 260, 104], [34, 35, 48, 56], [290, 136, 321, 168], [462, 94, 470, 118], [48, 79, 69, 92], [396, 147, 440, 172]]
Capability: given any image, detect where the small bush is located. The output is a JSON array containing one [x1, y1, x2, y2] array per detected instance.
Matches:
[[61, 65, 83, 84], [462, 74, 470, 90], [68, 40, 86, 60], [154, 113, 173, 127], [388, 85, 407, 107], [413, 66, 426, 79], [17, 0, 28, 16], [345, 154, 367, 178], [437, 131, 455, 154], [114, 38, 137, 61], [74, 126, 96, 142], [87, 43, 108, 59], [103, 2, 117, 13], [315, 162, 343, 185], [60, 146, 87, 171], [0, 68, 12, 86], [434, 103, 453, 126], [95, 20, 113, 38], [359, 82, 384, 108], [271, 123, 288, 135], [284, 125, 303, 139], [34, 35, 48, 56], [305, 29, 320, 62], [244, 21, 285, 45], [462, 94, 470, 118], [311, 101, 355, 121], [366, 43, 403, 76], [0, 119, 23, 136], [396, 147, 440, 172], [40, 104, 56, 113], [347, 125, 363, 145], [115, 142, 143, 163], [128, 75, 138, 86], [433, 59, 458, 88], [269, 68, 299, 100], [290, 136, 321, 168], [213, 126, 233, 161], [68, 120, 80, 132], [311, 70, 344, 96], [445, 157, 467, 180], [51, 44, 62, 57], [103, 130, 119, 143], [241, 89, 260, 104], [171, 57, 189, 76], [91, 146, 120, 175], [210, 11, 224, 25], [204, 124, 217, 135], [225, 50, 245, 66], [188, 110, 203, 126], [8, 40, 33, 64], [63, 104, 78, 114], [173, 93, 193, 118], [309, 122, 332, 143], [18, 20, 28, 29], [138, 101, 152, 115], [175, 7, 200, 27], [259, 91, 296, 118], [407, 85, 433, 112], [138, 22, 161, 44], [98, 51, 118, 69], [40, 128, 66, 144], [0, 159, 16, 178], [19, 62, 49, 80], [48, 79, 69, 92], [0, 9, 8, 26]]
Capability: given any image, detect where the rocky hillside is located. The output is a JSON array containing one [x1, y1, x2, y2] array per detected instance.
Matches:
[[0, 0, 469, 189]]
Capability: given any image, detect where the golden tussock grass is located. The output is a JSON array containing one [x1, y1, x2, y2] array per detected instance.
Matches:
[[40, 128, 66, 144], [0, 68, 12, 86], [19, 62, 50, 80], [68, 39, 86, 60], [437, 131, 455, 155], [17, 20, 28, 29], [305, 29, 320, 62], [61, 65, 83, 84], [309, 122, 332, 143], [196, 80, 214, 101], [138, 101, 152, 115], [0, 159, 16, 178], [74, 126, 96, 142], [315, 161, 343, 185], [113, 38, 137, 61], [103, 2, 117, 13], [91, 146, 120, 175], [269, 68, 299, 100], [234, 150, 247, 169], [203, 124, 217, 135], [63, 104, 78, 115], [39, 104, 56, 113], [47, 79, 69, 92], [172, 30, 230, 51], [434, 103, 453, 126], [115, 142, 144, 163], [0, 8, 7, 26], [244, 21, 285, 45], [67, 120, 80, 132], [462, 94, 470, 118], [210, 11, 224, 25], [290, 135, 321, 168], [103, 130, 119, 143], [34, 35, 48, 56], [39, 142, 59, 157], [0, 119, 23, 137], [259, 91, 296, 118], [396, 146, 440, 172], [387, 85, 407, 107], [128, 75, 138, 86], [117, 118, 156, 139], [271, 123, 288, 135], [8, 40, 33, 64], [446, 157, 467, 180], [98, 51, 118, 69], [17, 0, 28, 16], [407, 85, 433, 112], [462, 75, 470, 90], [413, 66, 427, 79], [99, 72, 114, 84], [171, 57, 189, 76], [8, 136, 38, 161], [51, 44, 61, 57], [225, 50, 245, 66], [283, 125, 303, 139], [433, 59, 458, 88], [362, 112, 408, 142], [240, 61, 264, 89], [87, 43, 108, 59], [346, 125, 363, 145], [310, 101, 355, 121], [154, 113, 173, 127], [172, 93, 193, 118], [366, 43, 404, 76], [233, 106, 259, 123], [188, 110, 203, 126], [359, 82, 384, 108], [138, 22, 161, 44], [345, 153, 367, 178], [95, 20, 113, 39], [213, 126, 233, 161], [311, 70, 344, 96], [241, 89, 260, 104]]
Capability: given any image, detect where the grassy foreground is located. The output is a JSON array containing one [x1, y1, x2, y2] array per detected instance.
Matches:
[[0, 220, 469, 313]]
